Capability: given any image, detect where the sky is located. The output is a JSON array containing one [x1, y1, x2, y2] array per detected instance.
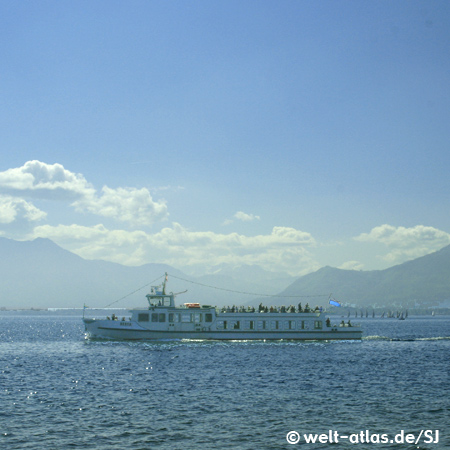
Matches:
[[1, 0, 450, 278]]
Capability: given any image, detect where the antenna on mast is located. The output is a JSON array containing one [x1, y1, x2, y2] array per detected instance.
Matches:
[[162, 272, 168, 295]]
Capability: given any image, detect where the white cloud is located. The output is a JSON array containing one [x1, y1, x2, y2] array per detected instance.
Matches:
[[338, 260, 364, 271], [30, 223, 319, 276], [234, 211, 260, 222], [223, 211, 261, 225], [30, 223, 149, 266], [150, 185, 185, 193], [0, 160, 94, 200], [0, 196, 47, 224], [73, 186, 168, 227], [355, 224, 450, 264], [0, 161, 168, 227]]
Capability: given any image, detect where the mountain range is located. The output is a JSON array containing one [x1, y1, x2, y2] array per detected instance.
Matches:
[[0, 237, 294, 309], [1, 237, 449, 309], [268, 244, 450, 309]]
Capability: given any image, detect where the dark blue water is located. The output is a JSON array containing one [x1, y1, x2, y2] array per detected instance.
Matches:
[[1, 313, 449, 450]]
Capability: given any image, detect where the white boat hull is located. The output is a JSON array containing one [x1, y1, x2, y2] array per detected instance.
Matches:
[[83, 318, 362, 341]]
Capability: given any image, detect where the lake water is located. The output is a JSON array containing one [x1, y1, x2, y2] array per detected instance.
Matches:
[[1, 312, 449, 449]]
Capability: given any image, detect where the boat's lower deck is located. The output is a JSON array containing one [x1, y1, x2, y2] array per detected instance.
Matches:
[[84, 319, 362, 340]]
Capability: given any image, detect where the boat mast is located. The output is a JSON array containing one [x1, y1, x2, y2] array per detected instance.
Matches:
[[162, 272, 168, 295]]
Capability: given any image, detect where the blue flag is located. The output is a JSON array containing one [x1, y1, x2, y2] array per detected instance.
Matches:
[[329, 299, 341, 307]]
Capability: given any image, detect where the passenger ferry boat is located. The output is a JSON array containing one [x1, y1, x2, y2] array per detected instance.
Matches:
[[83, 274, 362, 340]]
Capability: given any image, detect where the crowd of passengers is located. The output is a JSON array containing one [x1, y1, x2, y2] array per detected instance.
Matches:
[[220, 302, 322, 314], [107, 314, 127, 321]]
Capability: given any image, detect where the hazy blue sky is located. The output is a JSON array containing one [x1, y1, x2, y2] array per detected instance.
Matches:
[[1, 0, 449, 276]]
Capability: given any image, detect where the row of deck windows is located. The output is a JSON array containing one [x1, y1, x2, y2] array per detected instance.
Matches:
[[138, 312, 213, 323], [137, 314, 323, 331], [216, 320, 323, 331], [137, 313, 167, 322]]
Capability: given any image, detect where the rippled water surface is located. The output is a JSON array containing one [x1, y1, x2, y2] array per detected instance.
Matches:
[[1, 313, 449, 449]]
